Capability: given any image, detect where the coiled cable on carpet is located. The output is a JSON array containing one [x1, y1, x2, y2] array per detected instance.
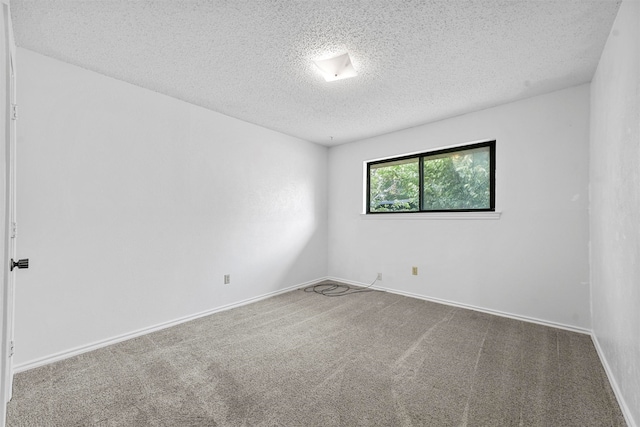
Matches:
[[302, 277, 378, 297]]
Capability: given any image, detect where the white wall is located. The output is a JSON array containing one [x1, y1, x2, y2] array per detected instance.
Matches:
[[14, 48, 328, 367], [328, 85, 591, 330], [590, 0, 640, 425]]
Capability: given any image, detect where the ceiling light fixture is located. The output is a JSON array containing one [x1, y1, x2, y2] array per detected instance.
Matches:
[[313, 52, 357, 82]]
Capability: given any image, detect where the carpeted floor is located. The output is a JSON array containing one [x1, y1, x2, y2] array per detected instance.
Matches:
[[6, 284, 626, 426]]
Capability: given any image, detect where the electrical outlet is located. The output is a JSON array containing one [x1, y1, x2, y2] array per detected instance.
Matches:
[[224, 274, 230, 284], [412, 266, 418, 275], [377, 273, 382, 281]]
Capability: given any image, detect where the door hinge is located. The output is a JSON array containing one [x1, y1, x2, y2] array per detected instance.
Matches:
[[11, 104, 17, 120], [9, 341, 14, 357], [11, 222, 17, 239]]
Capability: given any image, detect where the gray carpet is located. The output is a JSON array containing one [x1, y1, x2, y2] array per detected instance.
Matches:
[[6, 284, 626, 426]]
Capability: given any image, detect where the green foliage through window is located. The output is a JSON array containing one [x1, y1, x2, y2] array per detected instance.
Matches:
[[367, 142, 495, 213], [369, 159, 419, 212]]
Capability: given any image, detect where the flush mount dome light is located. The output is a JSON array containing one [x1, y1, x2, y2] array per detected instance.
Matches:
[[313, 52, 357, 82]]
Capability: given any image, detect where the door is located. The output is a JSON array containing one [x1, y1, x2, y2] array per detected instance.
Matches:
[[1, 0, 16, 421]]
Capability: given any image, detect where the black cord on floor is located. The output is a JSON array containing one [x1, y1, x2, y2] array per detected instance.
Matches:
[[302, 278, 378, 297]]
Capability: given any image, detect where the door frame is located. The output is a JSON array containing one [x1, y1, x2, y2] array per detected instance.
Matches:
[[0, 0, 15, 425]]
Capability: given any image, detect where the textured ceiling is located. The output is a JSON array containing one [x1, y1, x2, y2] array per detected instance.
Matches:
[[11, 0, 621, 146]]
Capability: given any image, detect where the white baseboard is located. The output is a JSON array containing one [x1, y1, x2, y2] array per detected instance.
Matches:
[[14, 277, 328, 373], [591, 334, 637, 427], [13, 275, 634, 426], [326, 276, 591, 335]]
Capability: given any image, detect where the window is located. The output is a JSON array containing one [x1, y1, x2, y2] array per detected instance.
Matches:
[[367, 141, 495, 213]]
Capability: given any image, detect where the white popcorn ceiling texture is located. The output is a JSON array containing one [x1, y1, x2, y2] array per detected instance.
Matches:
[[11, 0, 621, 146]]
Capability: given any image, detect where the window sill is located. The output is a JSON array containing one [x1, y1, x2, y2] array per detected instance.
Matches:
[[360, 211, 502, 220]]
